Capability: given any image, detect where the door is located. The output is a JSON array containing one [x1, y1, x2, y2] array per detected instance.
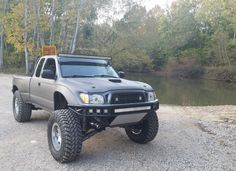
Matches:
[[37, 58, 57, 111], [30, 58, 46, 107], [30, 58, 57, 111]]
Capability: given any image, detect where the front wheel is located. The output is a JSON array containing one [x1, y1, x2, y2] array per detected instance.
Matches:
[[125, 110, 159, 144], [48, 109, 83, 163]]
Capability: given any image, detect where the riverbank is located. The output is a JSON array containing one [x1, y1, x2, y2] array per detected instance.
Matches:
[[162, 104, 236, 124], [155, 66, 236, 83], [203, 66, 236, 83]]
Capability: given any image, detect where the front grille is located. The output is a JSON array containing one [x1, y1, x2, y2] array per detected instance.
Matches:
[[110, 92, 146, 104]]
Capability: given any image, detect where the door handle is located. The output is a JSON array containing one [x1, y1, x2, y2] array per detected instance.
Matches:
[[38, 82, 41, 86]]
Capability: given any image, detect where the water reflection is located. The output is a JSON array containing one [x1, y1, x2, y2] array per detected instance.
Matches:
[[127, 73, 236, 106]]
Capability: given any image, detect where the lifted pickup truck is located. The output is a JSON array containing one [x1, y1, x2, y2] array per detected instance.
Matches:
[[12, 54, 159, 163]]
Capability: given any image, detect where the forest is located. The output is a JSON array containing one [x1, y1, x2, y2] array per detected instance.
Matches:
[[0, 0, 236, 80]]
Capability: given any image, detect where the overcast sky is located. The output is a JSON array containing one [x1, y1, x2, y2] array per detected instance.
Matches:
[[97, 0, 175, 24], [141, 0, 175, 10]]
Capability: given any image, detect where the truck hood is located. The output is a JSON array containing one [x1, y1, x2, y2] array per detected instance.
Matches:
[[63, 77, 153, 93]]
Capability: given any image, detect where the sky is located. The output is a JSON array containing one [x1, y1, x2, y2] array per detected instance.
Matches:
[[97, 0, 175, 24], [141, 0, 175, 10]]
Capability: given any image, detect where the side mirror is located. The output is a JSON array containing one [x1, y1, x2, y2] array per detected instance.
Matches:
[[42, 69, 55, 79], [118, 71, 125, 78]]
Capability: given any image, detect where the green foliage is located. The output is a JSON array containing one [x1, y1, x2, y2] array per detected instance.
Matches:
[[113, 49, 153, 72], [1, 0, 236, 73]]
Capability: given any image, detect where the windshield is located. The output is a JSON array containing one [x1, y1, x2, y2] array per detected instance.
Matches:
[[60, 61, 119, 78]]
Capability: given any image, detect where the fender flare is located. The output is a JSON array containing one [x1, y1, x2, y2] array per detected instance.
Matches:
[[54, 85, 81, 106]]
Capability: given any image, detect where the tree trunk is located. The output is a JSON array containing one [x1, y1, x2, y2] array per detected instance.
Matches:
[[60, 19, 70, 53], [70, 0, 85, 54], [234, 28, 236, 39], [224, 43, 231, 66], [70, 10, 80, 54], [0, 0, 8, 69], [24, 0, 29, 75], [58, 2, 67, 53], [0, 23, 3, 69], [32, 0, 44, 47], [49, 0, 55, 45]]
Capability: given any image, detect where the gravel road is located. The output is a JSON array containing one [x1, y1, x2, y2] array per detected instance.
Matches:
[[0, 73, 235, 171]]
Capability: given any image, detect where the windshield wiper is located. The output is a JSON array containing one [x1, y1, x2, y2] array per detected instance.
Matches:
[[93, 74, 118, 78], [64, 75, 94, 78]]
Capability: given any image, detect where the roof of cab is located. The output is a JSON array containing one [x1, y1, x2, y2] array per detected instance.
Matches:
[[57, 54, 111, 60], [41, 54, 111, 58], [57, 54, 112, 65], [40, 54, 112, 64]]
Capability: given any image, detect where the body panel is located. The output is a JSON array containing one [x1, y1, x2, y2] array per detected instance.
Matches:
[[63, 77, 152, 93], [37, 78, 55, 110], [13, 76, 31, 102]]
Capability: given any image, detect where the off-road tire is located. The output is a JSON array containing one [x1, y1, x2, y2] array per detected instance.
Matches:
[[13, 91, 32, 122], [125, 110, 159, 144], [48, 109, 83, 163]]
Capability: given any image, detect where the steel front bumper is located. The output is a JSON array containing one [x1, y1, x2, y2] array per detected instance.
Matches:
[[69, 100, 158, 127], [69, 100, 159, 117]]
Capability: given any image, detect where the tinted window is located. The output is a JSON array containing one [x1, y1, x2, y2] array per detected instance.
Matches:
[[43, 58, 56, 78], [60, 62, 118, 78], [35, 58, 45, 77]]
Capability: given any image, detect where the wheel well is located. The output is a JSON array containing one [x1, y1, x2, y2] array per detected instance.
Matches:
[[54, 92, 68, 110], [12, 85, 18, 93]]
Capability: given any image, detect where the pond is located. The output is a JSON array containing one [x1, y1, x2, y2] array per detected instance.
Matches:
[[127, 73, 236, 106]]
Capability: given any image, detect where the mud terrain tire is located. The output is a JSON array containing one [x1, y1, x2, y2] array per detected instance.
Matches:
[[125, 110, 159, 144], [13, 91, 32, 122], [48, 109, 83, 163]]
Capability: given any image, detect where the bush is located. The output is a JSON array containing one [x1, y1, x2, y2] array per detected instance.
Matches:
[[164, 57, 205, 79], [148, 49, 168, 70], [113, 50, 153, 72]]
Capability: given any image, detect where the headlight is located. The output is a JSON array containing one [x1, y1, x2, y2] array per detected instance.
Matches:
[[90, 94, 104, 104], [80, 93, 89, 104], [80, 93, 104, 104], [148, 91, 156, 101]]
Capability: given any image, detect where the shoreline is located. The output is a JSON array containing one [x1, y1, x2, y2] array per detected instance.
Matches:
[[1, 65, 236, 83], [159, 104, 236, 124], [153, 66, 236, 83]]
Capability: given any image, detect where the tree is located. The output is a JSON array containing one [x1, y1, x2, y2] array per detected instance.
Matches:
[[4, 1, 35, 73], [1, 0, 236, 72], [70, 0, 85, 54], [0, 0, 8, 69], [23, 0, 29, 74], [32, 0, 45, 49], [223, 0, 236, 39], [196, 0, 234, 66]]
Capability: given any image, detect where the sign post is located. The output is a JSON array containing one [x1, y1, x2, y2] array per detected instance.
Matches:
[[42, 46, 56, 56]]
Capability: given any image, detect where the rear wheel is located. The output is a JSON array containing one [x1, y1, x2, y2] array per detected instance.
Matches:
[[125, 110, 159, 144], [13, 91, 32, 122], [48, 109, 83, 163]]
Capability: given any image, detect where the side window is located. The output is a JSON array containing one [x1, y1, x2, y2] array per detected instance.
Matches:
[[43, 58, 56, 78], [35, 58, 45, 77]]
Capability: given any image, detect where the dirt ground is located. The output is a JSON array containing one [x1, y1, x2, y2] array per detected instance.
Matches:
[[0, 73, 235, 171]]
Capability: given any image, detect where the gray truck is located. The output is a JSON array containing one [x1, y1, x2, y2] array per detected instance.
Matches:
[[12, 54, 159, 163]]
